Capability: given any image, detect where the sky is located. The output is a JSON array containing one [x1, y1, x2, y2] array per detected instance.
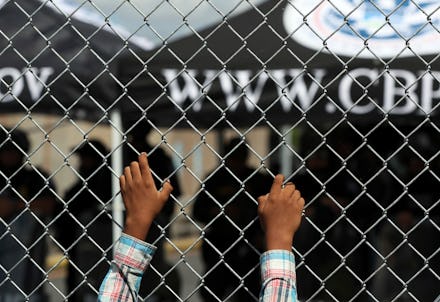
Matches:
[[47, 0, 268, 49]]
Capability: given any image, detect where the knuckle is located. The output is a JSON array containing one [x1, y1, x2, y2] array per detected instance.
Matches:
[[133, 177, 143, 185]]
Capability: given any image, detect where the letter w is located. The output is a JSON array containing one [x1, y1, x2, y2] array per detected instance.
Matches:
[[271, 69, 325, 111], [162, 69, 215, 111]]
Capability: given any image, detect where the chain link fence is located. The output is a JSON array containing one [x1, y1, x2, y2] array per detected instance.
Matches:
[[1, 0, 440, 301]]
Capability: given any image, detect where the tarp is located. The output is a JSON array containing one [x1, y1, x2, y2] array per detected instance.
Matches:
[[0, 0, 146, 120], [119, 0, 440, 128]]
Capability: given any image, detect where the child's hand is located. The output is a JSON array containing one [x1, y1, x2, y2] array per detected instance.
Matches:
[[258, 174, 305, 251], [120, 152, 173, 241]]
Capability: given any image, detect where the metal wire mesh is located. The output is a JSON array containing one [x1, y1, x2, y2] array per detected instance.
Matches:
[[1, 0, 440, 301]]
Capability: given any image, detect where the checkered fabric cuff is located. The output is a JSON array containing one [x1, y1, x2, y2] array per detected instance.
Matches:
[[260, 250, 296, 282], [113, 233, 156, 272]]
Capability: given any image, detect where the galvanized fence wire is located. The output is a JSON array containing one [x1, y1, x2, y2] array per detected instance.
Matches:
[[1, 0, 440, 301]]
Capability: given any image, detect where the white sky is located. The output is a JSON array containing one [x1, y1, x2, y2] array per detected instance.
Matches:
[[48, 0, 267, 49]]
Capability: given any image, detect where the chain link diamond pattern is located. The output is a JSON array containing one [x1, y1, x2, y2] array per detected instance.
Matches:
[[1, 0, 440, 301]]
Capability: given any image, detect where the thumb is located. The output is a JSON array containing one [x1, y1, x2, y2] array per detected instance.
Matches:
[[159, 180, 173, 202], [257, 193, 268, 214]]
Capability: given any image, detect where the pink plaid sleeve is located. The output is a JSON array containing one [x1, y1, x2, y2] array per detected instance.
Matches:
[[98, 233, 156, 302], [259, 250, 297, 302]]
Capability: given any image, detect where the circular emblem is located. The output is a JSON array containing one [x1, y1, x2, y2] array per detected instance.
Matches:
[[283, 0, 440, 58]]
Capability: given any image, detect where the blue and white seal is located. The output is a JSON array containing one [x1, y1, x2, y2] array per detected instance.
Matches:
[[283, 0, 440, 58]]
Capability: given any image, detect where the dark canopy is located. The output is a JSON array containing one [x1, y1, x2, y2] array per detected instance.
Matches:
[[2, 0, 439, 127], [0, 0, 139, 120], [119, 0, 440, 128]]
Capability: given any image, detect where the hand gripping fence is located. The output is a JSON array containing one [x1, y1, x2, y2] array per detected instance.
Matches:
[[0, 0, 439, 301]]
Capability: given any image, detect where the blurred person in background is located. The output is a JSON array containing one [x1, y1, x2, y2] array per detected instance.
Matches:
[[193, 137, 271, 302], [293, 127, 379, 301], [292, 148, 334, 300], [0, 127, 56, 302], [373, 146, 440, 302], [125, 119, 181, 301], [54, 139, 113, 302]]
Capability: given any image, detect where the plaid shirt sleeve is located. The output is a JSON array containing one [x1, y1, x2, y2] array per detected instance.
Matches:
[[98, 233, 156, 302], [259, 250, 297, 302]]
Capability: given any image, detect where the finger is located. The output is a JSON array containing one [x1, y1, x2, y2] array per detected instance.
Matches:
[[124, 166, 132, 184], [138, 152, 155, 187], [270, 174, 284, 195], [284, 181, 296, 188], [298, 197, 305, 209], [130, 161, 141, 181], [159, 180, 173, 202], [292, 189, 301, 202], [257, 194, 268, 205], [257, 194, 268, 213], [283, 182, 296, 196], [119, 175, 126, 193]]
